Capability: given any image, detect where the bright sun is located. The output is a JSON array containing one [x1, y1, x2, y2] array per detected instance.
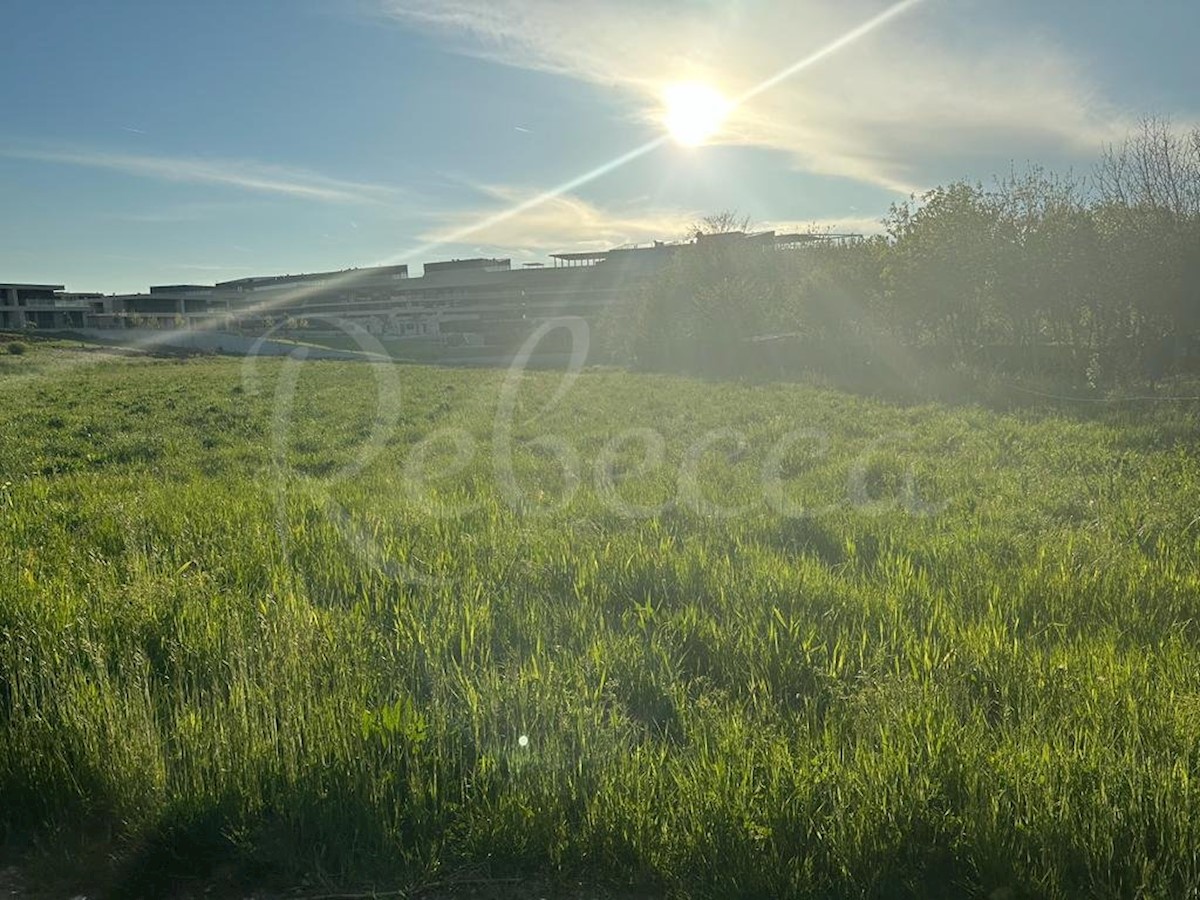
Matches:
[[662, 82, 731, 147]]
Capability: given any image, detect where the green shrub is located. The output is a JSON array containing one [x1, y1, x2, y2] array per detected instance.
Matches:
[[7, 341, 27, 355]]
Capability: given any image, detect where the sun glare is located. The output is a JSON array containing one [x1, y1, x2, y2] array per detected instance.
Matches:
[[663, 82, 731, 147]]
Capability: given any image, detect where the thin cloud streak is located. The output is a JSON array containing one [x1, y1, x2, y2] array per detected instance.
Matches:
[[1, 146, 402, 205], [422, 183, 700, 251], [407, 136, 668, 259], [425, 190, 884, 257]]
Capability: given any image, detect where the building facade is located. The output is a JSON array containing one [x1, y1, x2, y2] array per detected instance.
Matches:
[[2, 230, 859, 350], [0, 283, 107, 330]]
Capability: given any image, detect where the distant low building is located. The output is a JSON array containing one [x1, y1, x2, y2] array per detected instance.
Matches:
[[0, 282, 108, 330], [3, 230, 860, 348]]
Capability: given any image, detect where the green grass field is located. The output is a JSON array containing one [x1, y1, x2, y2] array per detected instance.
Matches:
[[3, 340, 1200, 897]]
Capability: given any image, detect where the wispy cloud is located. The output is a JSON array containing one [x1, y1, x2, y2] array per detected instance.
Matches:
[[1, 145, 402, 205], [421, 185, 698, 253], [382, 0, 1134, 194]]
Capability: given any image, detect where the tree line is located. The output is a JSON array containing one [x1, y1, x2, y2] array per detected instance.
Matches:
[[607, 118, 1200, 391]]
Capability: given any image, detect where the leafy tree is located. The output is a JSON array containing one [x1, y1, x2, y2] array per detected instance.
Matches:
[[612, 122, 1200, 389]]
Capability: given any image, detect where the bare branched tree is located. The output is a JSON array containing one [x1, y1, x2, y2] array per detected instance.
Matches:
[[686, 210, 754, 240], [1095, 116, 1200, 217]]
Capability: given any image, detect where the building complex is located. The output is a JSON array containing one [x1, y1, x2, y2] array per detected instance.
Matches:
[[2, 230, 857, 351]]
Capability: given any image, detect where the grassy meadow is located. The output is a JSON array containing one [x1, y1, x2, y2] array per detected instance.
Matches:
[[2, 339, 1200, 897]]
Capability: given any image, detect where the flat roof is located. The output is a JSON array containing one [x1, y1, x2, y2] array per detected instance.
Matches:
[[0, 283, 65, 291], [549, 251, 611, 261], [149, 284, 214, 294], [216, 264, 407, 289], [424, 258, 509, 271]]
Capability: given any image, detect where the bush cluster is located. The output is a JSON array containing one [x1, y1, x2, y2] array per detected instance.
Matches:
[[612, 119, 1200, 389]]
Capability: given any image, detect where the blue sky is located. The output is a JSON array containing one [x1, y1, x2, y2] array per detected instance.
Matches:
[[2, 0, 1197, 294]]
